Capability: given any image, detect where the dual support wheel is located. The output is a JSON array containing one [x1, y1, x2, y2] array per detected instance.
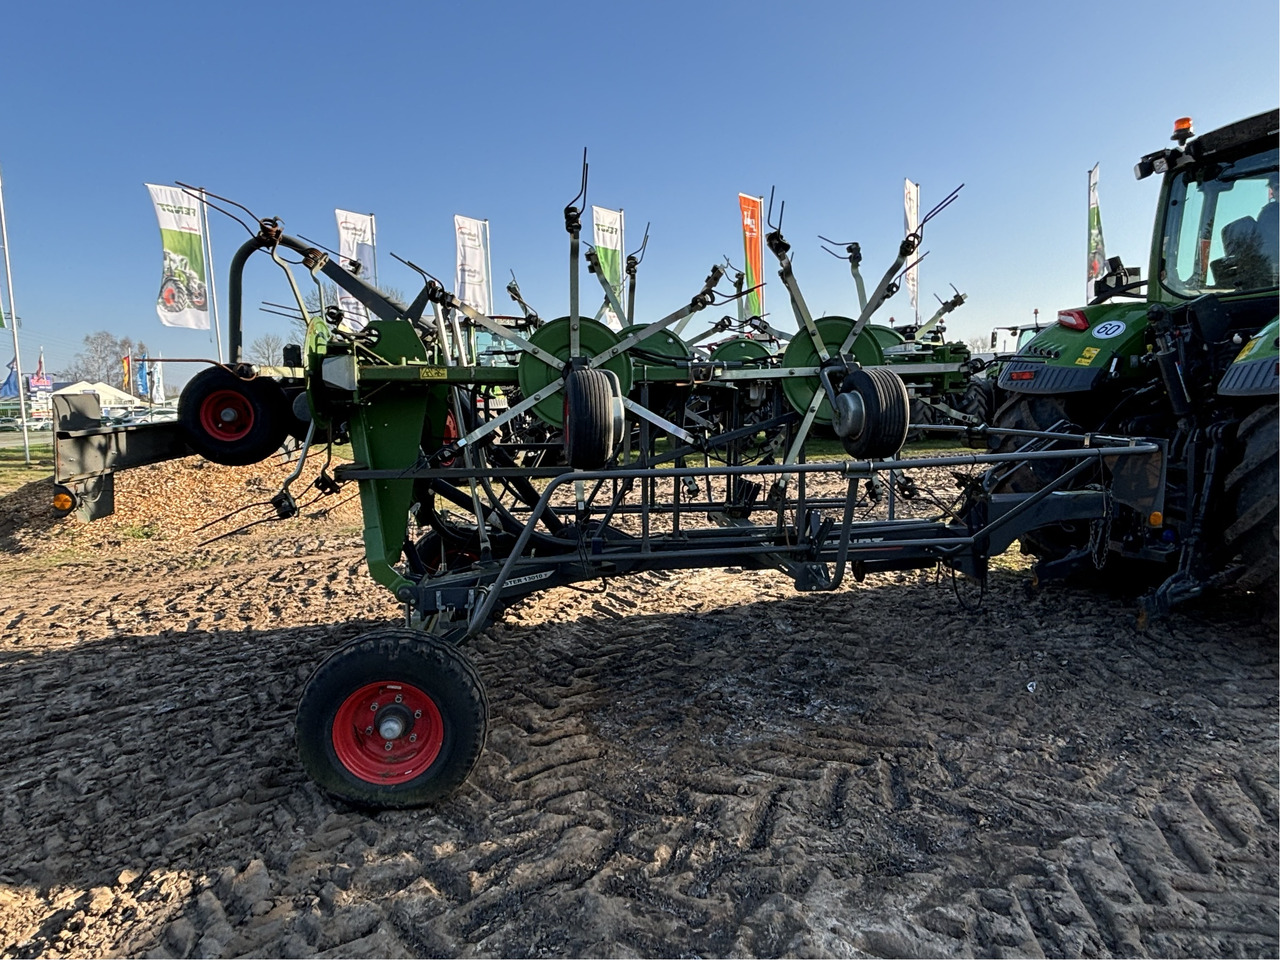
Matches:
[[833, 366, 911, 460], [296, 629, 488, 808], [562, 367, 622, 469]]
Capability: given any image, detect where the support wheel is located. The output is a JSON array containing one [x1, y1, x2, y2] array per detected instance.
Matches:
[[296, 628, 489, 809], [839, 367, 910, 459], [563, 368, 617, 469], [178, 366, 290, 466]]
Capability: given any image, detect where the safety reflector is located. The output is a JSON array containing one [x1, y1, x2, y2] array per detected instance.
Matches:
[[1010, 371, 1035, 381]]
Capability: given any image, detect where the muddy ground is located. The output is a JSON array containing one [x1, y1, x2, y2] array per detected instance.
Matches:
[[0, 457, 1276, 958]]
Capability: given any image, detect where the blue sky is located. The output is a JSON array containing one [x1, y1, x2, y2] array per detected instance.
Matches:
[[1, 1, 1276, 388]]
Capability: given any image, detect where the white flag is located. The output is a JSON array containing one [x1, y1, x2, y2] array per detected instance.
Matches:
[[903, 179, 920, 322], [147, 184, 210, 330], [454, 215, 492, 316], [591, 206, 625, 330], [151, 353, 167, 405], [335, 209, 376, 329]]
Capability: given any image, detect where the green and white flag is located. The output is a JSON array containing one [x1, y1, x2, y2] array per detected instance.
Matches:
[[1087, 164, 1107, 291], [591, 205, 625, 330], [146, 184, 210, 330]]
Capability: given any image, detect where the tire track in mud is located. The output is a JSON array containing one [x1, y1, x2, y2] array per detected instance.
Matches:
[[0, 523, 1276, 957]]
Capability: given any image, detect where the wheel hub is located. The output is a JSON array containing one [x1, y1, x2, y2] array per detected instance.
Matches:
[[198, 388, 255, 441], [332, 681, 444, 784]]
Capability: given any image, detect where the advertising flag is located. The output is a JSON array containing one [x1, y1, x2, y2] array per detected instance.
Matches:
[[335, 209, 376, 329], [151, 354, 167, 405], [27, 349, 51, 395], [146, 184, 210, 330], [0, 357, 17, 398], [591, 206, 625, 330], [1087, 164, 1107, 289], [136, 353, 150, 398], [903, 179, 920, 321], [122, 354, 131, 392], [454, 215, 492, 316], [738, 194, 765, 320]]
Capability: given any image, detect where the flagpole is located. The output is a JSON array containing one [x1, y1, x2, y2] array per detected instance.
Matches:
[[201, 189, 224, 363], [0, 159, 31, 463], [483, 219, 493, 319], [370, 213, 379, 289]]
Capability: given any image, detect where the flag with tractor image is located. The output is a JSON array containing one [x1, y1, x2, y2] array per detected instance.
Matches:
[[146, 184, 209, 330], [738, 193, 765, 320], [591, 206, 625, 330], [1087, 163, 1107, 290]]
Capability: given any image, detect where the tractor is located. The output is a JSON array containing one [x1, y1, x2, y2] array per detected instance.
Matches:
[[990, 108, 1279, 616]]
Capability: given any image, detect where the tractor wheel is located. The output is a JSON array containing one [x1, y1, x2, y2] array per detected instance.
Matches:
[[840, 367, 910, 459], [159, 278, 187, 313], [562, 368, 617, 470], [905, 398, 935, 442], [178, 367, 291, 466], [959, 378, 1000, 448], [961, 378, 999, 426], [296, 628, 488, 809], [1220, 403, 1279, 595], [990, 395, 1087, 561]]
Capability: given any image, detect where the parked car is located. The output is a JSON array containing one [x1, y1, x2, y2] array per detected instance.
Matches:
[[0, 417, 19, 431]]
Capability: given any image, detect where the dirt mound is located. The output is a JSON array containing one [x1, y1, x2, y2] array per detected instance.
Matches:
[[0, 455, 364, 562]]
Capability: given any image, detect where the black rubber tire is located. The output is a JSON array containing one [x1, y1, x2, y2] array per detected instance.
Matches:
[[1220, 403, 1279, 594], [562, 368, 616, 469], [905, 398, 935, 442], [961, 378, 998, 426], [296, 628, 488, 809], [989, 395, 1087, 561], [178, 367, 291, 466], [840, 367, 910, 459]]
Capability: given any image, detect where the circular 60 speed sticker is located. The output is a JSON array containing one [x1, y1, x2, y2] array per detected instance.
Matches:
[[1092, 320, 1127, 339]]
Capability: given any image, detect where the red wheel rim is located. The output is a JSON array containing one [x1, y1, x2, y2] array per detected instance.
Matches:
[[440, 409, 459, 467], [331, 681, 444, 784], [162, 283, 179, 306], [198, 388, 255, 442]]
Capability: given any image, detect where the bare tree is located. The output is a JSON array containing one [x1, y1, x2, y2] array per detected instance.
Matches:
[[66, 332, 150, 387], [966, 334, 991, 354], [247, 333, 285, 366]]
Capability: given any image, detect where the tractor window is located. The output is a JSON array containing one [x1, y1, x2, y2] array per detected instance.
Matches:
[[1163, 147, 1279, 297]]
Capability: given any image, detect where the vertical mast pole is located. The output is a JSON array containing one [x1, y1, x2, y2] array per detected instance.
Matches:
[[0, 161, 31, 463], [201, 189, 224, 363]]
